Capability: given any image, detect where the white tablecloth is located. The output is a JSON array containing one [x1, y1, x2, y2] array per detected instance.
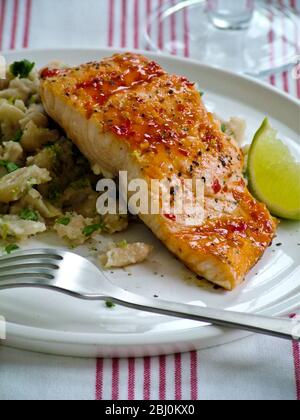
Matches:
[[0, 0, 299, 401]]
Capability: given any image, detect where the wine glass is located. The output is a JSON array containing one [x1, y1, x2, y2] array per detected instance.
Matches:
[[144, 0, 300, 76]]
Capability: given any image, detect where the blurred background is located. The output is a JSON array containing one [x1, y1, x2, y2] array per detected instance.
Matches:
[[1, 0, 298, 94], [1, 0, 299, 87]]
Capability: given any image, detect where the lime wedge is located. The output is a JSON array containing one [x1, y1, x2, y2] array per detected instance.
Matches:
[[248, 118, 300, 220]]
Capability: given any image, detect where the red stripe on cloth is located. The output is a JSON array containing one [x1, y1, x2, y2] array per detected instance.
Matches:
[[95, 359, 103, 400], [112, 358, 120, 400], [290, 0, 300, 98], [22, 0, 32, 48], [279, 0, 289, 92], [282, 71, 289, 93], [133, 0, 139, 49], [175, 353, 182, 400], [108, 0, 115, 47], [128, 358, 135, 400], [170, 0, 177, 55], [121, 0, 128, 48], [247, 0, 254, 9], [190, 351, 198, 400], [159, 355, 166, 400], [293, 341, 300, 400], [158, 0, 164, 50], [143, 357, 151, 400], [145, 0, 152, 50], [183, 5, 190, 57], [10, 0, 19, 49], [268, 0, 276, 85], [0, 0, 6, 50]]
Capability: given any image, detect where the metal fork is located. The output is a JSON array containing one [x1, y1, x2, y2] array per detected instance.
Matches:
[[0, 249, 298, 341]]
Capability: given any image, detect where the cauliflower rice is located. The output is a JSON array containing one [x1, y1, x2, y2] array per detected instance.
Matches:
[[0, 61, 128, 251], [99, 242, 153, 268]]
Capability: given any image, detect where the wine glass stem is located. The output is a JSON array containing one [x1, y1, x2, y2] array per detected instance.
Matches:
[[207, 0, 255, 30]]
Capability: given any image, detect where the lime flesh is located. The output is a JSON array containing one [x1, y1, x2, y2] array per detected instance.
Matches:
[[248, 118, 300, 221]]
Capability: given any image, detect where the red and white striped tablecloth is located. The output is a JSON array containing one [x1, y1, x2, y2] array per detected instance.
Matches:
[[0, 0, 299, 401]]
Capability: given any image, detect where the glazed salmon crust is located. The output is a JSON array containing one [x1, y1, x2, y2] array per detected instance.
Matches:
[[40, 53, 277, 290]]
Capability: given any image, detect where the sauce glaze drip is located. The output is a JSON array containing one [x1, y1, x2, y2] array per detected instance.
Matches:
[[75, 60, 165, 107], [40, 68, 66, 79], [68, 56, 200, 152]]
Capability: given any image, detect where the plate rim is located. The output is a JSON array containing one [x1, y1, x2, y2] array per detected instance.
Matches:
[[1, 47, 299, 356], [3, 46, 300, 108]]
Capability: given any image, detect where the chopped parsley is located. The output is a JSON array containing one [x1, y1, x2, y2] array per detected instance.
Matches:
[[105, 300, 116, 309], [6, 162, 19, 173], [28, 95, 38, 105], [221, 123, 227, 133], [5, 244, 19, 254], [47, 186, 61, 202], [19, 208, 39, 222], [117, 240, 128, 249], [82, 223, 104, 237], [56, 216, 71, 226], [9, 60, 35, 79], [199, 91, 204, 97], [12, 129, 23, 143], [0, 160, 19, 173], [70, 178, 90, 190], [44, 143, 61, 156]]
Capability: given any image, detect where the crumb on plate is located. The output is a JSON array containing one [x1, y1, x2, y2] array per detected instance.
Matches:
[[99, 242, 153, 268]]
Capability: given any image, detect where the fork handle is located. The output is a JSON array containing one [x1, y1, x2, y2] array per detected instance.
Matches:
[[107, 294, 299, 341]]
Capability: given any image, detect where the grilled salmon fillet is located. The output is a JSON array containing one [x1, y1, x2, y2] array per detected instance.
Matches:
[[40, 53, 277, 290]]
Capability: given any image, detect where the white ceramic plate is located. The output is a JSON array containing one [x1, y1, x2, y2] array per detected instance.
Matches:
[[0, 48, 299, 358]]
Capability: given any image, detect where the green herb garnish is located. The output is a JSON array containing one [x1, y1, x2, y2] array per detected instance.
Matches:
[[12, 129, 23, 143], [105, 300, 116, 309], [6, 162, 19, 173], [221, 123, 227, 133], [56, 216, 71, 226], [20, 208, 39, 222], [0, 160, 19, 173], [70, 178, 90, 190], [47, 186, 61, 202], [5, 244, 19, 254], [44, 143, 61, 156], [82, 223, 104, 237], [28, 95, 38, 105], [117, 240, 128, 249], [9, 60, 35, 78]]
